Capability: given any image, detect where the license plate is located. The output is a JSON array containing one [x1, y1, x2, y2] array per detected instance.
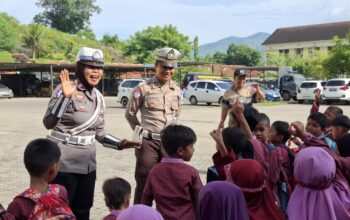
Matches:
[[329, 88, 337, 91]]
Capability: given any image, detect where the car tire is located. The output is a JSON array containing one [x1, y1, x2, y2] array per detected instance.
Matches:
[[297, 100, 303, 104], [218, 97, 223, 104], [282, 92, 291, 101], [189, 96, 198, 105], [206, 102, 212, 106], [121, 97, 128, 108]]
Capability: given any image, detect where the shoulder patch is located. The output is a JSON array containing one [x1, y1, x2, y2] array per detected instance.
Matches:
[[132, 87, 142, 100]]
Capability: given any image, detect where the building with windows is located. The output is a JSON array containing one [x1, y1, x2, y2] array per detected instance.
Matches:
[[262, 21, 350, 58]]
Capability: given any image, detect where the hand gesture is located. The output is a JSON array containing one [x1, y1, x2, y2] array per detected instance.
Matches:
[[289, 121, 307, 139], [59, 69, 77, 98], [210, 129, 223, 144], [289, 136, 302, 146], [251, 82, 260, 91], [218, 121, 225, 130], [119, 139, 141, 150]]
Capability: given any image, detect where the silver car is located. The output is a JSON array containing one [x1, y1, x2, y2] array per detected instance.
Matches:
[[0, 83, 14, 98]]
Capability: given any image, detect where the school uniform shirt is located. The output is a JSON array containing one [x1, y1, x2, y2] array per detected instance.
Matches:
[[212, 151, 236, 180], [141, 157, 203, 220], [103, 210, 122, 220], [7, 185, 69, 220], [43, 82, 107, 174]]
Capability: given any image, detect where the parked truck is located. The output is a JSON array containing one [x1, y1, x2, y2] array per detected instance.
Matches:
[[278, 66, 305, 101]]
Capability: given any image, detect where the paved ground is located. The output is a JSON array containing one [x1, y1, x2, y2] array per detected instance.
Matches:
[[0, 97, 349, 219]]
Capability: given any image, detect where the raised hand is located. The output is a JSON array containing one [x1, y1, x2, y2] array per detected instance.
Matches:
[[289, 121, 307, 139], [314, 88, 321, 102], [59, 69, 77, 98], [232, 100, 244, 116], [210, 129, 223, 143]]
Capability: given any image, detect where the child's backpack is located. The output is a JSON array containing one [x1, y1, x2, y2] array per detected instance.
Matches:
[[18, 184, 75, 220], [267, 144, 296, 213]]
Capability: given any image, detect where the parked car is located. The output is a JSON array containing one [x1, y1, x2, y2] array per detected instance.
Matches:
[[259, 85, 281, 101], [117, 79, 145, 107], [322, 78, 350, 104], [185, 80, 232, 105], [0, 83, 14, 98], [296, 80, 326, 103]]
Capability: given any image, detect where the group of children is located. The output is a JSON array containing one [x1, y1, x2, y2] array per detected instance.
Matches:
[[1, 91, 350, 220]]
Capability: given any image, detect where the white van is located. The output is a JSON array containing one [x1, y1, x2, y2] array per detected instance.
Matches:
[[117, 79, 145, 107], [185, 80, 232, 105], [296, 80, 326, 103]]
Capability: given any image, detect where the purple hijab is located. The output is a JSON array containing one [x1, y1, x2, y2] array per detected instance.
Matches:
[[197, 181, 249, 220], [287, 147, 350, 220], [117, 205, 164, 220]]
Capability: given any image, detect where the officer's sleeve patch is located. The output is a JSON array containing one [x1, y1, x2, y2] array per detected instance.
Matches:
[[55, 88, 63, 98], [132, 87, 142, 100]]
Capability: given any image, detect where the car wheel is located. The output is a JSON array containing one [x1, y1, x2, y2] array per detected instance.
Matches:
[[206, 102, 212, 106], [282, 92, 291, 101], [218, 97, 223, 104], [297, 100, 303, 104], [121, 97, 128, 108], [189, 96, 198, 105]]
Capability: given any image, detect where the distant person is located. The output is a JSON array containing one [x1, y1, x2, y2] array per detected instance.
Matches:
[[219, 69, 265, 128], [197, 181, 249, 220], [7, 139, 75, 219], [43, 47, 138, 219], [141, 124, 203, 220], [102, 177, 131, 220]]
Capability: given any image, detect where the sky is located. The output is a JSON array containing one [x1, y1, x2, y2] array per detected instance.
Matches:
[[1, 0, 350, 45]]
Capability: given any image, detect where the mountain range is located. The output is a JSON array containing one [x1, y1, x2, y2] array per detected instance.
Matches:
[[198, 32, 270, 56]]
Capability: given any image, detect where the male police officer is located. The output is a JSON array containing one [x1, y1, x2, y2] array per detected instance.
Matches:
[[219, 69, 265, 128], [125, 48, 182, 203]]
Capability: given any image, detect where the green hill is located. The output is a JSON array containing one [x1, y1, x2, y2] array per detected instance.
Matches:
[[199, 32, 270, 56]]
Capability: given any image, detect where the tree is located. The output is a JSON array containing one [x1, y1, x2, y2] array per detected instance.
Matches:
[[0, 13, 19, 51], [23, 24, 44, 59], [323, 34, 350, 78], [193, 36, 199, 60], [224, 44, 261, 66], [101, 33, 123, 50], [34, 0, 101, 34], [124, 25, 191, 63], [212, 52, 226, 64], [76, 28, 96, 40]]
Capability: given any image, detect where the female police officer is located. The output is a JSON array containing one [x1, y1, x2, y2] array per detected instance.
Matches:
[[43, 47, 138, 219]]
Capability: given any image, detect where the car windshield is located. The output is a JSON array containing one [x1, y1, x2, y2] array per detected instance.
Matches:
[[326, 80, 345, 86], [216, 82, 231, 90]]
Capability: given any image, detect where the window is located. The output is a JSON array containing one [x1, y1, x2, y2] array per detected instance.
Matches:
[[216, 82, 231, 90], [196, 82, 206, 89], [206, 82, 218, 90], [129, 80, 142, 88], [295, 48, 303, 56], [121, 81, 131, 88], [283, 76, 293, 83], [189, 82, 197, 88], [326, 80, 345, 86], [327, 46, 333, 52], [300, 82, 317, 88], [279, 49, 289, 54], [308, 48, 313, 56]]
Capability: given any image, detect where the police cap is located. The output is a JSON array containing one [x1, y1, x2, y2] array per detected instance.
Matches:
[[76, 47, 104, 68], [234, 69, 247, 77], [153, 48, 182, 68]]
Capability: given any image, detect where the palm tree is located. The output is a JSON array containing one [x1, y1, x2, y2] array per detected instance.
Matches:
[[23, 24, 44, 59]]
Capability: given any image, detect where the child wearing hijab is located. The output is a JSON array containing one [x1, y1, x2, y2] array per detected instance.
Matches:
[[287, 147, 350, 220], [141, 124, 203, 220], [228, 159, 285, 220], [117, 204, 163, 220], [197, 181, 249, 220]]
